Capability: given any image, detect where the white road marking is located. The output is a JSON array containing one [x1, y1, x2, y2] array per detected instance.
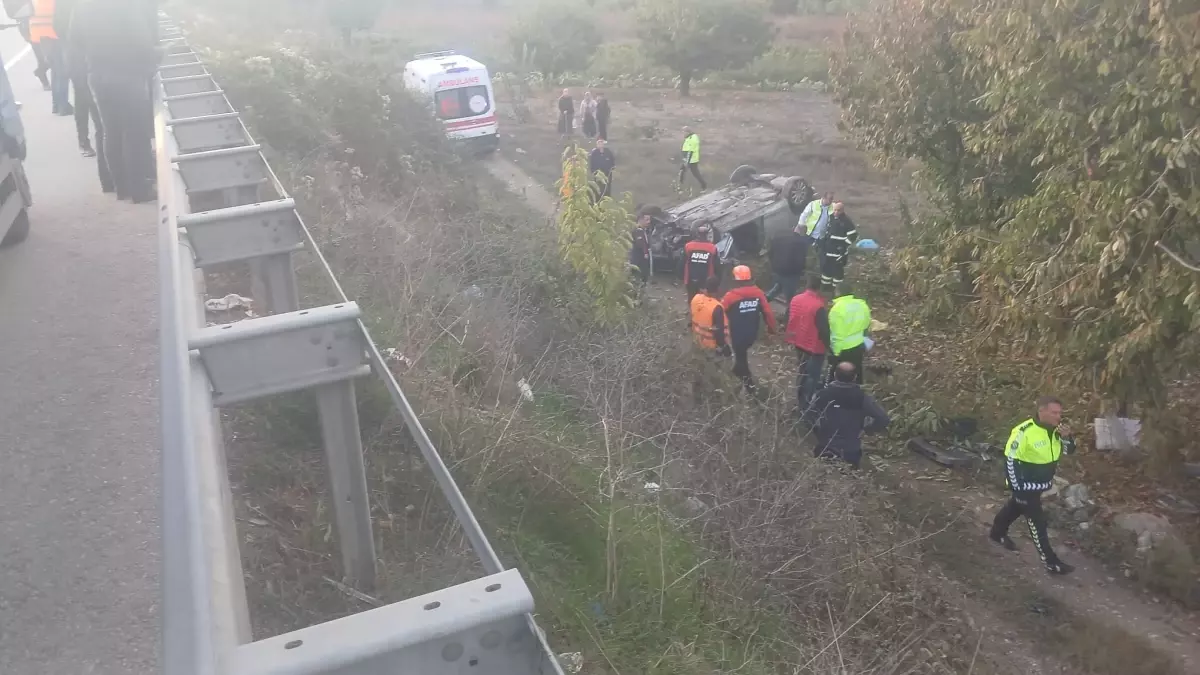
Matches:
[[5, 43, 31, 71]]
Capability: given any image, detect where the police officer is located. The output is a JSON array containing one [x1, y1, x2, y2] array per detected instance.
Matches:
[[678, 126, 706, 191], [990, 396, 1077, 575], [682, 222, 718, 303], [826, 284, 870, 384]]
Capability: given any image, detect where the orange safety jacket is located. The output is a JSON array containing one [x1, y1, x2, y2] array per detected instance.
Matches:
[[690, 293, 726, 349], [29, 0, 57, 42]]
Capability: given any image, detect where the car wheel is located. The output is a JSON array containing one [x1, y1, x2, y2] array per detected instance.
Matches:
[[0, 209, 30, 247], [783, 177, 813, 215], [730, 164, 758, 187]]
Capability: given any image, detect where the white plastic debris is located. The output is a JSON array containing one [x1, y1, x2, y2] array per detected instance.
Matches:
[[380, 348, 414, 368], [643, 481, 661, 493], [557, 652, 583, 674], [1094, 416, 1142, 451], [204, 293, 253, 312], [517, 378, 534, 402]]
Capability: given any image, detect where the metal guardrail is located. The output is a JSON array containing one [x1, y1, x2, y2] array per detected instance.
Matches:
[[155, 17, 564, 675]]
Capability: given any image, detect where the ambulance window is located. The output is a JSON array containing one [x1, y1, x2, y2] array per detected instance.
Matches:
[[434, 85, 491, 120]]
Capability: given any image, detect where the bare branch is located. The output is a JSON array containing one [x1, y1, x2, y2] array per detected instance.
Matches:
[[1156, 241, 1200, 272]]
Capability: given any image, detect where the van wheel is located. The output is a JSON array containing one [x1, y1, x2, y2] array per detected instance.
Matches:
[[730, 164, 758, 187], [0, 209, 30, 247]]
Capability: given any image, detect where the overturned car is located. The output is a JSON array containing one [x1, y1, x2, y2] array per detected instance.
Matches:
[[636, 165, 814, 275]]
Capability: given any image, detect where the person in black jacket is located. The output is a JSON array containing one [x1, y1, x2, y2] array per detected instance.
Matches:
[[587, 138, 615, 201], [766, 228, 810, 304], [557, 88, 574, 136], [595, 92, 611, 140], [820, 202, 859, 291], [55, 0, 101, 161], [803, 362, 890, 469]]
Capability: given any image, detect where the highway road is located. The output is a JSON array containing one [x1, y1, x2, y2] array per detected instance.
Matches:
[[0, 21, 159, 675]]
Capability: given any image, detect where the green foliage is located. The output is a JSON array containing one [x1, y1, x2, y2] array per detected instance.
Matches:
[[635, 0, 774, 95], [833, 0, 1200, 406], [555, 147, 636, 326], [506, 1, 604, 84]]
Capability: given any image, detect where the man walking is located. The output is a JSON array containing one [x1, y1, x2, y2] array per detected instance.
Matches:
[[595, 92, 611, 141], [3, 0, 50, 90], [587, 138, 615, 201], [826, 284, 870, 384], [820, 202, 858, 291], [29, 0, 70, 115], [989, 396, 1077, 575], [682, 222, 718, 303], [721, 265, 776, 393], [55, 0, 99, 159], [785, 275, 829, 409], [766, 225, 810, 305], [689, 276, 729, 401], [678, 126, 707, 191], [557, 88, 574, 136], [797, 191, 833, 247], [70, 0, 157, 203], [803, 362, 890, 469]]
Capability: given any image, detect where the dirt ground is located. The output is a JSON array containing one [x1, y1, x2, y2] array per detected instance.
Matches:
[[496, 86, 908, 243]]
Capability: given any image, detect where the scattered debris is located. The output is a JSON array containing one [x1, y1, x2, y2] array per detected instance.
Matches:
[[204, 293, 253, 313], [517, 378, 534, 402], [856, 238, 880, 250], [380, 348, 414, 368], [1094, 416, 1142, 451], [908, 437, 976, 468], [323, 576, 382, 607], [870, 319, 890, 332], [1062, 484, 1093, 511], [461, 285, 484, 299], [557, 652, 583, 674], [514, 147, 527, 155], [643, 481, 661, 493]]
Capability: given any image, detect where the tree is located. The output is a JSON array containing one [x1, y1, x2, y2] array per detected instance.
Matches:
[[555, 146, 636, 327], [832, 0, 1200, 408], [326, 0, 385, 44], [636, 0, 773, 96], [507, 2, 603, 85]]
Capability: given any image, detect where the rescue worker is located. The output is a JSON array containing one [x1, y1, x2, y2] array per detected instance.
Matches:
[[70, 0, 158, 203], [803, 362, 890, 469], [826, 284, 870, 384], [989, 396, 1077, 575], [682, 222, 718, 303], [796, 191, 833, 246], [785, 274, 830, 409], [678, 126, 707, 191], [721, 265, 776, 393], [29, 0, 70, 115], [766, 225, 810, 305], [3, 0, 50, 90], [689, 276, 730, 401], [587, 138, 615, 201], [630, 213, 651, 285], [820, 201, 858, 291]]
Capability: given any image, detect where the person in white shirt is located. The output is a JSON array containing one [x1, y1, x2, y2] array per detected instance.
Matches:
[[795, 191, 834, 244]]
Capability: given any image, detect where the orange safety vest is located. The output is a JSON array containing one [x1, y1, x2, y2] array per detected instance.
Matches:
[[690, 293, 722, 349], [29, 0, 56, 43]]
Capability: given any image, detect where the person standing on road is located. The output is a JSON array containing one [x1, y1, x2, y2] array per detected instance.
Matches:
[[989, 396, 1077, 575], [29, 0, 70, 115], [766, 225, 810, 305], [3, 0, 50, 91], [595, 92, 611, 141], [55, 0, 95, 156], [70, 0, 157, 203], [579, 91, 597, 139], [721, 265, 776, 393], [682, 222, 718, 304], [803, 362, 890, 469], [678, 126, 707, 191], [557, 88, 574, 136], [820, 201, 858, 291], [587, 138, 615, 201], [826, 284, 870, 384], [786, 275, 830, 410], [797, 191, 833, 247]]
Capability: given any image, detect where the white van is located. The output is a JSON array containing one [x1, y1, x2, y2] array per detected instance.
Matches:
[[402, 51, 499, 153]]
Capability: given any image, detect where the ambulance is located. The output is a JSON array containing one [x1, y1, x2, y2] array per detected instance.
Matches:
[[402, 51, 500, 153]]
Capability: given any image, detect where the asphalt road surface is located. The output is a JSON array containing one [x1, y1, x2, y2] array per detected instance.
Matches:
[[0, 23, 159, 675]]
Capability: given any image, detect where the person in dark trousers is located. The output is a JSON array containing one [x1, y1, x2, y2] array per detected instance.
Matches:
[[820, 201, 858, 291], [557, 88, 574, 136], [826, 283, 870, 384], [990, 396, 1077, 575], [785, 274, 829, 410], [682, 222, 718, 303], [678, 126, 707, 191], [3, 0, 50, 90], [29, 0, 71, 115], [70, 0, 157, 203], [766, 226, 810, 305], [721, 265, 776, 393], [55, 0, 97, 157], [689, 275, 729, 401], [803, 362, 890, 469], [595, 92, 611, 141], [587, 138, 615, 201], [630, 213, 652, 286]]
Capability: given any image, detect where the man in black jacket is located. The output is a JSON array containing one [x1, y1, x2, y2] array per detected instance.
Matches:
[[803, 362, 890, 469], [820, 202, 858, 291], [587, 138, 615, 201], [70, 0, 157, 203], [766, 227, 810, 305], [595, 92, 611, 140]]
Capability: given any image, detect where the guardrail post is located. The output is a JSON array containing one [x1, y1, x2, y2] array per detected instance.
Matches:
[[315, 381, 376, 589], [249, 254, 300, 316]]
